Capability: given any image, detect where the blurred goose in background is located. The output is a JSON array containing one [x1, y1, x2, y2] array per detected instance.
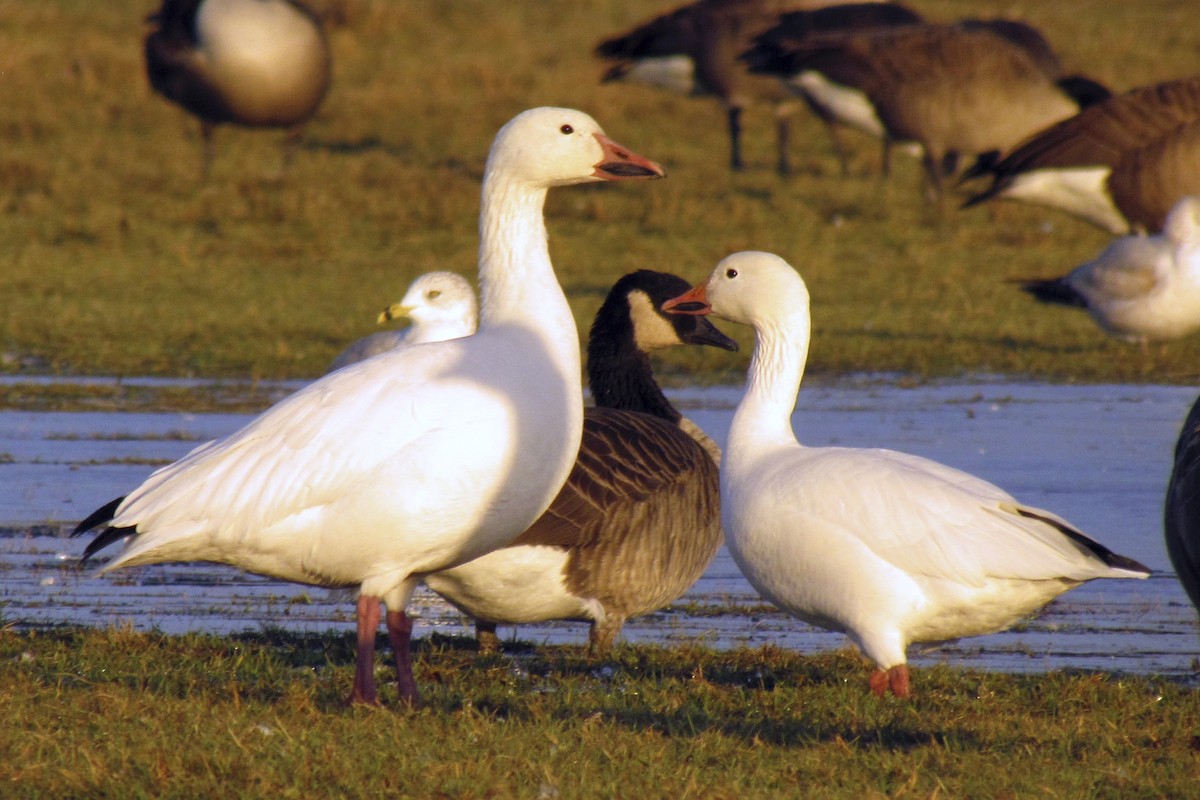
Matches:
[[71, 107, 666, 706], [964, 76, 1200, 234], [664, 251, 1150, 697], [1165, 394, 1200, 618], [741, 2, 925, 176], [595, 0, 806, 175], [425, 270, 736, 653], [328, 271, 477, 372], [1014, 195, 1200, 345], [145, 0, 333, 174], [744, 21, 1091, 202]]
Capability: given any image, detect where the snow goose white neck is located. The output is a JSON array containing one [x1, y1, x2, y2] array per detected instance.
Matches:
[[664, 251, 1150, 697], [73, 107, 665, 706]]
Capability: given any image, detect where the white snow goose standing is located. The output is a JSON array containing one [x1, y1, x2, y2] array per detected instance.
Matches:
[[1014, 195, 1200, 346], [424, 270, 736, 653], [145, 0, 333, 173], [663, 251, 1150, 697], [328, 271, 478, 372], [72, 107, 665, 706]]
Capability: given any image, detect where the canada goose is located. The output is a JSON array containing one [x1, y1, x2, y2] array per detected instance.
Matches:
[[424, 270, 735, 653], [964, 75, 1200, 234], [1014, 195, 1200, 345], [328, 272, 477, 372], [663, 251, 1149, 697], [72, 108, 665, 707], [145, 0, 333, 174], [744, 22, 1086, 202], [596, 0, 806, 175], [741, 2, 925, 176], [1165, 393, 1200, 617]]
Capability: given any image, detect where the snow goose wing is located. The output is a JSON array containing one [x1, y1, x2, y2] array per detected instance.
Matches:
[[664, 251, 1149, 698], [73, 107, 665, 706], [424, 270, 735, 652]]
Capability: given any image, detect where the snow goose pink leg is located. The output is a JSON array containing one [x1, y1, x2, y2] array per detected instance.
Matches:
[[73, 108, 664, 708], [665, 251, 1150, 698]]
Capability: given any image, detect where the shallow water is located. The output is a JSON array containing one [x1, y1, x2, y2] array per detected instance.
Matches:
[[2, 378, 1197, 677]]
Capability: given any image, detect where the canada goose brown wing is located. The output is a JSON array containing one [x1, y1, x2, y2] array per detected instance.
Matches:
[[509, 407, 718, 550], [985, 76, 1200, 175], [1108, 120, 1200, 232], [1166, 394, 1200, 613]]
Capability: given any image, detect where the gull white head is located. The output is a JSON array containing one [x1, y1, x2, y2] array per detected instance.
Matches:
[[378, 271, 478, 343]]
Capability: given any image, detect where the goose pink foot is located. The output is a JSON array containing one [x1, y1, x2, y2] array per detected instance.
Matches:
[[868, 665, 912, 698]]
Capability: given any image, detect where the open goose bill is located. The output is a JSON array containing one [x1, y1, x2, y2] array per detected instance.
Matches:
[[593, 134, 667, 180], [662, 284, 712, 315]]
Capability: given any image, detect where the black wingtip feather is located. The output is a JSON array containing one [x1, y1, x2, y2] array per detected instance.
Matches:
[[1017, 508, 1151, 576], [72, 496, 131, 563]]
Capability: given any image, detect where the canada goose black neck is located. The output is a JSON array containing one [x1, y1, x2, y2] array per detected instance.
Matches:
[[587, 270, 736, 422], [588, 272, 683, 423]]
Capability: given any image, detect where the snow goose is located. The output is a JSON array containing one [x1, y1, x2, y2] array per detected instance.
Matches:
[[595, 0, 806, 175], [145, 0, 333, 174], [964, 76, 1200, 234], [743, 22, 1086, 202], [72, 107, 666, 706], [424, 270, 736, 653], [1165, 393, 1200, 617], [663, 251, 1150, 697], [1014, 195, 1200, 345], [327, 271, 477, 372]]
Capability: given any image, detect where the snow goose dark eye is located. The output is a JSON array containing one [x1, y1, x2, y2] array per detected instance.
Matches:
[[560, 124, 574, 135]]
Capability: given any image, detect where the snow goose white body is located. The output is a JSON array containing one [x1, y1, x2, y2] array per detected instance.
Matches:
[[73, 108, 665, 705], [664, 251, 1150, 697]]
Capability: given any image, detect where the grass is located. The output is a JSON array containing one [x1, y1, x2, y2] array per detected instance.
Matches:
[[3, 0, 1200, 411], [2, 626, 1198, 799]]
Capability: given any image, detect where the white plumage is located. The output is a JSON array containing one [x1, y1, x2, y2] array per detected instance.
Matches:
[[74, 107, 665, 705], [1016, 195, 1200, 345], [328, 271, 478, 371], [663, 251, 1149, 697]]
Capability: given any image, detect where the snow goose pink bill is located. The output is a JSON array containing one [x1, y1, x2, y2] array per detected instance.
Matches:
[[663, 251, 1149, 698], [72, 108, 665, 707]]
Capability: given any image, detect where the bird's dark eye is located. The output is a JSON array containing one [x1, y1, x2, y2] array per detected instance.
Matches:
[[560, 124, 574, 135], [428, 290, 441, 300], [726, 268, 738, 279]]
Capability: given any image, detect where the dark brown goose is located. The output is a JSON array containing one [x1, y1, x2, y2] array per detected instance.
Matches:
[[964, 76, 1200, 234], [596, 0, 805, 175], [145, 0, 332, 174], [742, 2, 924, 176], [1166, 394, 1200, 618], [424, 270, 736, 653], [744, 22, 1086, 201]]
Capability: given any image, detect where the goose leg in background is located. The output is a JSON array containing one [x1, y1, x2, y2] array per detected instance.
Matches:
[[727, 106, 744, 171], [386, 609, 418, 705]]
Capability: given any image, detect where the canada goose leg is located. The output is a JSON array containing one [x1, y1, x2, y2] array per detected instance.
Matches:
[[868, 664, 911, 698], [588, 614, 624, 655], [476, 620, 501, 654], [281, 124, 305, 172], [199, 120, 216, 180], [880, 137, 892, 180], [921, 150, 946, 210], [385, 608, 419, 706], [776, 115, 791, 176], [727, 106, 744, 172], [349, 594, 382, 706], [824, 119, 850, 177]]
